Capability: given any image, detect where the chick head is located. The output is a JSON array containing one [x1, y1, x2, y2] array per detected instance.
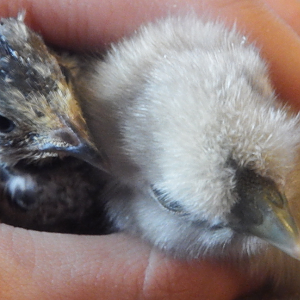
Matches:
[[0, 15, 105, 170]]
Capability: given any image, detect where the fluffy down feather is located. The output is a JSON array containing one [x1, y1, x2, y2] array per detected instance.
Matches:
[[77, 15, 300, 298]]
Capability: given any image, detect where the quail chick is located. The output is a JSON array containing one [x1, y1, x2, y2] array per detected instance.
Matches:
[[76, 15, 300, 298], [0, 14, 110, 233]]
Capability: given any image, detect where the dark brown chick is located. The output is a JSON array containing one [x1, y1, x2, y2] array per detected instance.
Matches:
[[0, 14, 110, 233]]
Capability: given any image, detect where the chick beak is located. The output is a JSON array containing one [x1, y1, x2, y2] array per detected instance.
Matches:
[[230, 168, 300, 260], [39, 126, 109, 172]]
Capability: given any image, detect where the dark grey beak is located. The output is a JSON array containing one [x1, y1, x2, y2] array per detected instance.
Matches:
[[39, 127, 109, 172], [230, 168, 300, 260]]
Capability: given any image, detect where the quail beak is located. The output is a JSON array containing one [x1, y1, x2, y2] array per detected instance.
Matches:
[[38, 126, 109, 173], [230, 168, 300, 260]]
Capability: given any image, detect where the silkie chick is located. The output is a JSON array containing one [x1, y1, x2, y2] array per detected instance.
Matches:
[[0, 15, 110, 234], [76, 15, 300, 298]]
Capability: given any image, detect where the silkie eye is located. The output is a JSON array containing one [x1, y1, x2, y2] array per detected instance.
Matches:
[[0, 115, 15, 133], [151, 186, 189, 216]]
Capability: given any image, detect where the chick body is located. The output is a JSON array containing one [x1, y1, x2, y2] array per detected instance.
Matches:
[[77, 15, 300, 297], [0, 15, 110, 233], [0, 158, 111, 234]]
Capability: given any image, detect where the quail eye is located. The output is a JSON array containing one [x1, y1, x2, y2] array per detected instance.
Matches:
[[0, 115, 15, 133]]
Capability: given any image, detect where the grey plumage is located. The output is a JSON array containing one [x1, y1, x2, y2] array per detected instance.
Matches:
[[76, 15, 300, 298], [0, 15, 110, 234]]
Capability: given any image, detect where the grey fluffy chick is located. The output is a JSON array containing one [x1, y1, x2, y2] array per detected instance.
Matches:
[[0, 15, 110, 234], [77, 15, 300, 298]]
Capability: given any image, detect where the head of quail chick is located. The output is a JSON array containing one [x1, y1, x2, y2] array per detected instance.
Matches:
[[76, 15, 300, 297], [0, 14, 106, 169]]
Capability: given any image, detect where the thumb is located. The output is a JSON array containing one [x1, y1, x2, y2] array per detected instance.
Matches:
[[0, 224, 259, 299]]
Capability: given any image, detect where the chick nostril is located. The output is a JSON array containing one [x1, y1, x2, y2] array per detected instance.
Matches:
[[52, 129, 81, 147]]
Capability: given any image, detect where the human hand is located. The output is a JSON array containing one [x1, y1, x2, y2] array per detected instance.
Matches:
[[0, 1, 300, 299]]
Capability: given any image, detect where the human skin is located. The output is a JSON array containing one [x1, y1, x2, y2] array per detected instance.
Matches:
[[0, 0, 299, 299]]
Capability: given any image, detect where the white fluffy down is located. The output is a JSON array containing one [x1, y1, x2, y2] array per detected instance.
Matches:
[[78, 15, 300, 297]]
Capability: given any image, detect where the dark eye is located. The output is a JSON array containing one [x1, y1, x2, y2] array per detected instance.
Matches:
[[0, 115, 15, 133], [151, 186, 189, 216], [59, 64, 71, 83]]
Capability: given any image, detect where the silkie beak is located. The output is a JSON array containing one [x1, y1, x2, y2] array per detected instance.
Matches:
[[230, 168, 300, 260], [39, 126, 109, 172]]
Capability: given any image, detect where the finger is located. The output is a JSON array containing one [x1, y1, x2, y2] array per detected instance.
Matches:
[[263, 0, 300, 36], [0, 224, 258, 300]]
